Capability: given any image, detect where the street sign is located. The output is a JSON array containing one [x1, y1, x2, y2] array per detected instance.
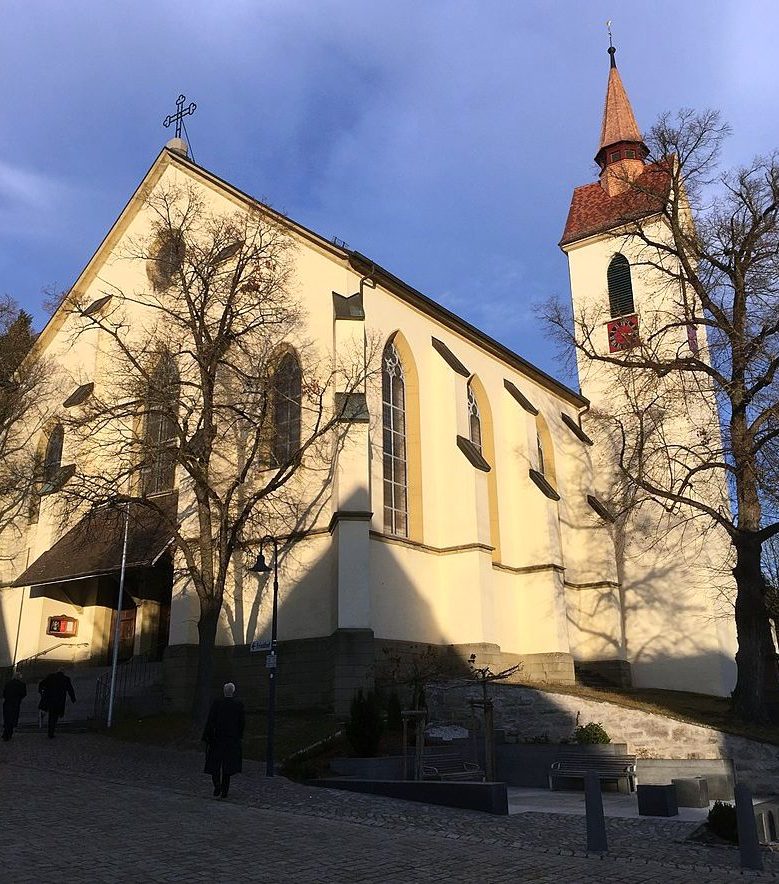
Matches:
[[250, 639, 271, 654], [265, 652, 277, 669]]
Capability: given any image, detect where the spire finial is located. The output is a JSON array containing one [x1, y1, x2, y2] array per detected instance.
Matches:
[[606, 20, 616, 67]]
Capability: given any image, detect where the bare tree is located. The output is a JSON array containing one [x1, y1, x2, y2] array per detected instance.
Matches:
[[545, 110, 779, 723], [59, 185, 376, 722], [0, 298, 49, 547]]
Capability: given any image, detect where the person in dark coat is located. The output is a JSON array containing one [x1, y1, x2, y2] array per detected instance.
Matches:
[[38, 670, 76, 738], [202, 682, 245, 799], [2, 674, 27, 741]]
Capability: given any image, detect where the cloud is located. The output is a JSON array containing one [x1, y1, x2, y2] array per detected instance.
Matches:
[[0, 160, 80, 238]]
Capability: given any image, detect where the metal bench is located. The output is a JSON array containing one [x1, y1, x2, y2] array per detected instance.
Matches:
[[548, 752, 637, 792], [422, 751, 485, 782]]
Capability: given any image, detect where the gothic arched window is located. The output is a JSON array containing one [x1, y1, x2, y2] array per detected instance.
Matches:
[[43, 424, 64, 483], [143, 353, 179, 496], [536, 432, 545, 477], [382, 339, 408, 537], [147, 229, 185, 293], [271, 352, 302, 466], [467, 382, 482, 452], [607, 254, 635, 318]]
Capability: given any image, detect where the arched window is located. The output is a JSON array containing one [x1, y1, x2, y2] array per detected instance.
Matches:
[[147, 229, 185, 293], [271, 352, 302, 466], [43, 424, 64, 483], [382, 339, 407, 537], [607, 254, 635, 318], [467, 382, 482, 451], [143, 353, 179, 496], [536, 432, 545, 477]]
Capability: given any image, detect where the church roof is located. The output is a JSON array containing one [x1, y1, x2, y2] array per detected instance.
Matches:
[[598, 51, 643, 153], [559, 161, 671, 247], [38, 146, 586, 408]]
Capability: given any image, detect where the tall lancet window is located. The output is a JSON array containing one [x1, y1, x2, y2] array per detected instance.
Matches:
[[537, 433, 546, 476], [43, 423, 64, 484], [382, 340, 408, 537], [271, 352, 302, 466], [467, 382, 482, 451], [607, 254, 635, 318], [143, 352, 179, 496]]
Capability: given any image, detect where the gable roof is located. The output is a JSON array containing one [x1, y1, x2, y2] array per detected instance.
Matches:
[[559, 162, 671, 248], [37, 146, 587, 408]]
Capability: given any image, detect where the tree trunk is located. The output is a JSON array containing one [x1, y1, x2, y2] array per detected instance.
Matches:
[[731, 535, 779, 723], [191, 598, 221, 725]]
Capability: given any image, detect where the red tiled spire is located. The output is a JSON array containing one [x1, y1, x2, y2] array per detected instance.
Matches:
[[593, 44, 649, 195], [597, 47, 644, 159], [560, 43, 670, 245]]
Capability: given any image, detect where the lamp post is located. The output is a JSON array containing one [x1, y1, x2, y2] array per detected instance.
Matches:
[[248, 535, 279, 777], [107, 499, 131, 729]]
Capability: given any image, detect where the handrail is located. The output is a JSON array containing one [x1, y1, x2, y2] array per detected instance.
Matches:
[[14, 642, 90, 673], [93, 653, 160, 722]]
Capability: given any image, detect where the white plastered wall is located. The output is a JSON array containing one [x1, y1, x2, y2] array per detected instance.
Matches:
[[564, 222, 738, 695], [5, 151, 628, 672]]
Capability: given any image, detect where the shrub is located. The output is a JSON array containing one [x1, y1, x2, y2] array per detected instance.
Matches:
[[574, 721, 611, 744], [707, 801, 738, 844], [386, 691, 403, 732], [346, 689, 384, 757]]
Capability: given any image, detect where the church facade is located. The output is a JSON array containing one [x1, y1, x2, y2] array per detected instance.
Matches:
[[0, 51, 737, 712]]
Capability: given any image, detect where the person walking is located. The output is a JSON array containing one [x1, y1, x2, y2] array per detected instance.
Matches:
[[202, 682, 245, 799], [2, 674, 27, 741], [38, 669, 76, 738]]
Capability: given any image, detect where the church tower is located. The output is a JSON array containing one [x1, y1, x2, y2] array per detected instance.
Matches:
[[559, 43, 738, 696]]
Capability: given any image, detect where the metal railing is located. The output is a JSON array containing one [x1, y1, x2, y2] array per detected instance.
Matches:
[[13, 642, 90, 676], [93, 654, 161, 722]]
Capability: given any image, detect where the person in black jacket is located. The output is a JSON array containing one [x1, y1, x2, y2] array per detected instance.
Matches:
[[2, 674, 27, 741], [202, 682, 245, 799], [38, 670, 76, 738]]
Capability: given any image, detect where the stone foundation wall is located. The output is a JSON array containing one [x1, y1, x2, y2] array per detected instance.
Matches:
[[163, 637, 575, 718], [426, 682, 779, 795], [374, 639, 574, 696], [163, 628, 374, 716]]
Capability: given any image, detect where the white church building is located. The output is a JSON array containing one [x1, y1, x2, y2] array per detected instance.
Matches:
[[0, 48, 737, 713]]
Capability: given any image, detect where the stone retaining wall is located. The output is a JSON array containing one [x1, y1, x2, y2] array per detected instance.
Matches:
[[427, 682, 779, 795]]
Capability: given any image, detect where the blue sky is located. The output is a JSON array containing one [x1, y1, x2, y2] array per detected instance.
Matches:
[[2, 1, 777, 387]]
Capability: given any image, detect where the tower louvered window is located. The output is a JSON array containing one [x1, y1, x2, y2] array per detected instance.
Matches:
[[607, 254, 635, 318]]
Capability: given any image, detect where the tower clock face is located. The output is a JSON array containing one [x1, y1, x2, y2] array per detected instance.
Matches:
[[607, 314, 639, 352]]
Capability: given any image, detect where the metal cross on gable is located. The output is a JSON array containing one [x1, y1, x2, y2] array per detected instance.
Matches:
[[163, 94, 197, 138]]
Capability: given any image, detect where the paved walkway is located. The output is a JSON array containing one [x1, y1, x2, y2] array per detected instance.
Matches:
[[1, 731, 777, 882]]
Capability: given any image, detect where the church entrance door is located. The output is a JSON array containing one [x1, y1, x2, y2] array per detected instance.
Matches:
[[109, 608, 136, 662]]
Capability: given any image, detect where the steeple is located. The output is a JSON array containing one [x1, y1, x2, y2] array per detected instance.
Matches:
[[594, 38, 648, 197]]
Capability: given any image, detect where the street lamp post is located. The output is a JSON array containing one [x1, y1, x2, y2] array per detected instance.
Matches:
[[248, 535, 279, 777]]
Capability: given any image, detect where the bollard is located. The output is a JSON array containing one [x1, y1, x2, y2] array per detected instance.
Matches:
[[735, 784, 763, 872], [585, 770, 608, 854]]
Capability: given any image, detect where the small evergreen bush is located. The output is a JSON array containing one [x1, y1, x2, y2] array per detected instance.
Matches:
[[574, 721, 611, 744], [707, 801, 738, 844], [346, 689, 384, 757]]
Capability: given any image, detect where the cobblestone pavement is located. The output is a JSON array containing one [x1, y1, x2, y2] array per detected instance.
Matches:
[[2, 731, 777, 882]]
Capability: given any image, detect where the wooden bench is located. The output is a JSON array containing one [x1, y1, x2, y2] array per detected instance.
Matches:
[[548, 752, 637, 793], [422, 751, 485, 782]]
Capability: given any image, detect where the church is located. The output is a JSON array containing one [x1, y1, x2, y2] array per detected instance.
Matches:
[[0, 47, 737, 714]]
